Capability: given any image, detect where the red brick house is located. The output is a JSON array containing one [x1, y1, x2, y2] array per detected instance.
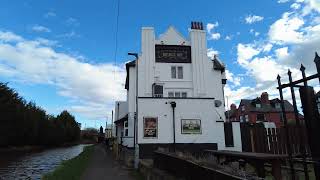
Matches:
[[225, 92, 303, 127]]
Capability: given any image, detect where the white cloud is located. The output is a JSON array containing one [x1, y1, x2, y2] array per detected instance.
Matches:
[[44, 12, 56, 18], [206, 22, 219, 32], [57, 31, 80, 38], [209, 33, 221, 40], [291, 3, 301, 9], [275, 47, 289, 59], [66, 17, 80, 26], [207, 48, 219, 59], [278, 0, 290, 3], [31, 25, 51, 33], [206, 22, 221, 40], [245, 15, 264, 24], [225, 70, 241, 87], [268, 13, 304, 44], [237, 43, 261, 66], [225, 35, 232, 40], [0, 31, 23, 42], [0, 31, 126, 120], [262, 43, 273, 52], [249, 29, 260, 36]]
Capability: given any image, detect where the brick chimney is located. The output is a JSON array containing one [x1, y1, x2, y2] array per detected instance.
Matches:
[[230, 104, 237, 110], [261, 92, 270, 104]]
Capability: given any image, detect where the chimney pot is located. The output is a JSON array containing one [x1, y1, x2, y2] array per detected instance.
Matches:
[[261, 92, 270, 104], [230, 104, 237, 110]]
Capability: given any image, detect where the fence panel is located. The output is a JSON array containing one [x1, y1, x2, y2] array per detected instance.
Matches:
[[240, 123, 310, 156]]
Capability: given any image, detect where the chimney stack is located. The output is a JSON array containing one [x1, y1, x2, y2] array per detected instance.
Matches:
[[230, 104, 237, 110], [261, 92, 270, 104]]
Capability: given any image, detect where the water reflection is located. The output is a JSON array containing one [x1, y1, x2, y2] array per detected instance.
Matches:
[[0, 144, 89, 180]]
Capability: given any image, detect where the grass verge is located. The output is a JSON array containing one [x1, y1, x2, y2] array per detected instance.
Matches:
[[42, 145, 94, 180]]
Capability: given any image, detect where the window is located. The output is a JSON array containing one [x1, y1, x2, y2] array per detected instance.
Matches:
[[275, 103, 281, 109], [153, 84, 163, 97], [181, 92, 187, 98], [256, 103, 261, 108], [124, 121, 128, 136], [177, 66, 183, 79], [257, 114, 265, 121], [171, 66, 176, 78], [245, 115, 249, 122], [241, 106, 245, 112], [171, 66, 183, 79], [168, 91, 187, 98]]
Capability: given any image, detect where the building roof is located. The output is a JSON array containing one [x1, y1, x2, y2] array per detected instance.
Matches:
[[124, 60, 136, 90], [239, 98, 294, 113], [114, 114, 128, 124], [212, 55, 225, 72]]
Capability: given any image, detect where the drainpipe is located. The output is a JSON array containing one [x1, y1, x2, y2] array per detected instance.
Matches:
[[170, 101, 176, 152]]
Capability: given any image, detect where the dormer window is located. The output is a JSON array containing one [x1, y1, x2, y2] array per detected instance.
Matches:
[[152, 84, 163, 98], [275, 103, 281, 109], [256, 103, 261, 108]]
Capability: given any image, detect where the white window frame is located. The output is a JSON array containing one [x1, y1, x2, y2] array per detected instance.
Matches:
[[124, 121, 128, 137], [168, 91, 187, 98], [171, 66, 183, 79]]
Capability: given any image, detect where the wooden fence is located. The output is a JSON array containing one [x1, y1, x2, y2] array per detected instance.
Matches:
[[240, 123, 311, 156]]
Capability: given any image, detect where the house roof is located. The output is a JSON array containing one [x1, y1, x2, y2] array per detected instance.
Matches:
[[114, 114, 128, 124], [212, 55, 225, 72], [239, 98, 294, 113], [124, 60, 136, 90]]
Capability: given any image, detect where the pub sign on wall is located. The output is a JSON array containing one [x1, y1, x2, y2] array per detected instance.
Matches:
[[155, 45, 191, 63]]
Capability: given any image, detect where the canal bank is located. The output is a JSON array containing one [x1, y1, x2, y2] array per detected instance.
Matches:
[[0, 144, 90, 180], [43, 145, 94, 180]]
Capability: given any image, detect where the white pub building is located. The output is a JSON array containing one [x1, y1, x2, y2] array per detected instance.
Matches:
[[114, 22, 242, 164]]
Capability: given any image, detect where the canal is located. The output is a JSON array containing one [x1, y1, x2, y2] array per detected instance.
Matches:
[[0, 144, 90, 180]]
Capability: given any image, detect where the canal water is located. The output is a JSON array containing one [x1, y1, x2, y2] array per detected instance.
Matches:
[[0, 144, 90, 180]]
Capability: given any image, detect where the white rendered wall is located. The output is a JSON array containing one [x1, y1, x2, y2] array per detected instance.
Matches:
[[137, 98, 226, 147], [214, 122, 242, 151], [114, 101, 128, 120]]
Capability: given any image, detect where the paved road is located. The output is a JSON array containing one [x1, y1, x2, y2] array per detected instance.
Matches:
[[81, 144, 134, 180]]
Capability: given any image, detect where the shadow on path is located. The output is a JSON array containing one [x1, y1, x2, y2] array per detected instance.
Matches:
[[81, 144, 134, 180]]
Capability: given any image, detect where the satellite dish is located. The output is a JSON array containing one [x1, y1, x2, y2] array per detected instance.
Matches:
[[214, 100, 222, 107]]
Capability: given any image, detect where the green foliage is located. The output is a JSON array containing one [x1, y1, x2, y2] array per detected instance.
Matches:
[[42, 145, 94, 180], [0, 82, 81, 147]]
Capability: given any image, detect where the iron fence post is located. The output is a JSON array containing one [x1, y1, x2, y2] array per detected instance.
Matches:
[[288, 69, 309, 180], [277, 74, 295, 180], [314, 52, 320, 83]]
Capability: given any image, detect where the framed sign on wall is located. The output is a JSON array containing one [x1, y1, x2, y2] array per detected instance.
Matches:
[[143, 117, 158, 138], [181, 119, 202, 134], [155, 45, 191, 63]]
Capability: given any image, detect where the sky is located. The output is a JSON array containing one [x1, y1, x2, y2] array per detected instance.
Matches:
[[0, 0, 319, 129]]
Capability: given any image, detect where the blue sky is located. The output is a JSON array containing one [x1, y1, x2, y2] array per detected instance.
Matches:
[[0, 0, 319, 129]]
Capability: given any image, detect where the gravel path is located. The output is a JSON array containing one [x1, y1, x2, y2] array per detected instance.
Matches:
[[81, 144, 134, 180]]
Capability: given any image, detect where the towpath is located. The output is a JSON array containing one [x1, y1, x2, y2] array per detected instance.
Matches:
[[81, 144, 135, 180]]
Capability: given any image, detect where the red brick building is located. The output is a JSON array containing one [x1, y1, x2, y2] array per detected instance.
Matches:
[[225, 92, 303, 127]]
